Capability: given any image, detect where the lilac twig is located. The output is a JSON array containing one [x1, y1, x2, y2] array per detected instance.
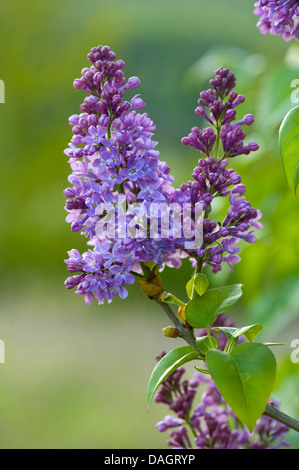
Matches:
[[264, 404, 299, 433]]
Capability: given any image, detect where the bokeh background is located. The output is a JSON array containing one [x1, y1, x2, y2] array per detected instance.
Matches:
[[0, 0, 298, 449]]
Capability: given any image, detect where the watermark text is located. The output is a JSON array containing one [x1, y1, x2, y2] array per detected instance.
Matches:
[[290, 339, 299, 364]]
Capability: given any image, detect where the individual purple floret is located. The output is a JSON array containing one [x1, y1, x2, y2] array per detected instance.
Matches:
[[155, 347, 290, 449], [254, 0, 299, 41]]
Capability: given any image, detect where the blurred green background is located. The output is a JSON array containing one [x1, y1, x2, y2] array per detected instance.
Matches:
[[0, 0, 299, 449]]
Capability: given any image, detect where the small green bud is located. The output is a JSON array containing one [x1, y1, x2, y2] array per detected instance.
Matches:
[[177, 305, 186, 323], [162, 326, 179, 338]]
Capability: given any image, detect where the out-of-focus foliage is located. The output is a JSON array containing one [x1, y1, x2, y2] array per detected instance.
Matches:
[[279, 105, 299, 196], [0, 0, 298, 449]]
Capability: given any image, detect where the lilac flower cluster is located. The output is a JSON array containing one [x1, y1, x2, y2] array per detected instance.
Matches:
[[156, 373, 290, 449], [180, 68, 262, 273], [155, 339, 290, 449], [254, 0, 299, 41], [64, 46, 182, 304], [64, 50, 262, 302]]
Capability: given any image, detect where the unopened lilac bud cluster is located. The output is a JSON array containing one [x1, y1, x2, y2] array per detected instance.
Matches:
[[155, 348, 290, 449], [182, 68, 259, 158], [254, 0, 299, 41], [179, 69, 262, 273], [64, 46, 180, 304]]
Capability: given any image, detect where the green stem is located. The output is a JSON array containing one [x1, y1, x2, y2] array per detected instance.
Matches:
[[185, 414, 197, 439], [107, 123, 111, 140], [214, 126, 221, 160], [206, 326, 213, 346], [154, 296, 204, 358], [160, 293, 186, 307], [264, 404, 299, 433]]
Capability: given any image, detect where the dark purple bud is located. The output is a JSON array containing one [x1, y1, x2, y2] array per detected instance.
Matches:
[[131, 94, 145, 109], [99, 114, 110, 126], [128, 76, 140, 89], [73, 79, 82, 89], [93, 71, 104, 84], [115, 59, 125, 69], [69, 115, 79, 126], [248, 142, 259, 151], [88, 114, 99, 126], [244, 114, 254, 125]]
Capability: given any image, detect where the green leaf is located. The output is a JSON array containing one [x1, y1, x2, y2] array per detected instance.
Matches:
[[194, 273, 209, 296], [226, 337, 239, 353], [212, 326, 237, 339], [195, 335, 217, 355], [279, 105, 299, 196], [147, 346, 200, 409], [194, 366, 211, 375], [213, 324, 264, 342], [232, 324, 264, 342], [185, 284, 243, 329], [186, 273, 209, 299], [186, 276, 195, 299], [207, 343, 277, 432]]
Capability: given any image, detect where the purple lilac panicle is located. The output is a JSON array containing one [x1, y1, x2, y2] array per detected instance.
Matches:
[[254, 0, 299, 41], [64, 52, 262, 302], [181, 68, 259, 158], [64, 46, 182, 304], [156, 376, 290, 449], [180, 68, 262, 273]]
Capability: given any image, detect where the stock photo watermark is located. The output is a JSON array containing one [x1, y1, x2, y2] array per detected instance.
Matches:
[[94, 197, 205, 249], [290, 339, 299, 364]]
